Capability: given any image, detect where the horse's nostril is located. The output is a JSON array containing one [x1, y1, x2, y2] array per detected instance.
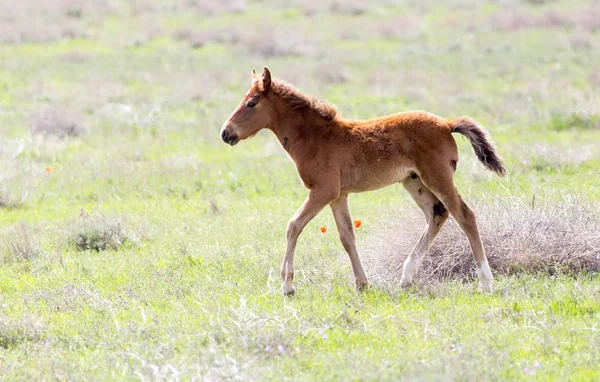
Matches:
[[221, 129, 229, 142]]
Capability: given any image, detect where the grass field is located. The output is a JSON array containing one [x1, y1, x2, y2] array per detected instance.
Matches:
[[1, 0, 599, 380]]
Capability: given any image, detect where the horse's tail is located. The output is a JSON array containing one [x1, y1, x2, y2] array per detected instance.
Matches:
[[449, 116, 506, 176]]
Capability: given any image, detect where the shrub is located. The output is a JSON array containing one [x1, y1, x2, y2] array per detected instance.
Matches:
[[69, 213, 128, 251], [0, 315, 46, 350], [0, 224, 41, 263], [329, 0, 368, 15], [245, 28, 317, 57], [548, 112, 600, 131], [29, 106, 87, 138], [0, 190, 23, 210], [173, 27, 241, 49], [361, 196, 600, 284]]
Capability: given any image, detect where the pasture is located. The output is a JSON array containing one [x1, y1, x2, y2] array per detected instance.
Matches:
[[1, 0, 599, 380]]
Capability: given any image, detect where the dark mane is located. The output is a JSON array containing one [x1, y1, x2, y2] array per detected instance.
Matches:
[[271, 79, 338, 121]]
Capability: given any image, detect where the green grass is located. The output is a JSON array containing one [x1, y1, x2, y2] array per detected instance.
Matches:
[[1, 0, 599, 380]]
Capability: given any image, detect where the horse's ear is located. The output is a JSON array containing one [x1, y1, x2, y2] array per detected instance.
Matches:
[[262, 67, 271, 92], [252, 68, 257, 78]]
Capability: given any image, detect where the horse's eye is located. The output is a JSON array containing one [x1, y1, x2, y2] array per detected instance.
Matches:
[[247, 100, 257, 108]]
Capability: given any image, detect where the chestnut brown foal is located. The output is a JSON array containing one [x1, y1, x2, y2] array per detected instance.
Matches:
[[221, 68, 505, 296]]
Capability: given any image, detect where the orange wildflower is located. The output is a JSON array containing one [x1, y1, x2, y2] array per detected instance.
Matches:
[[320, 226, 327, 233], [354, 220, 362, 228], [44, 167, 52, 173]]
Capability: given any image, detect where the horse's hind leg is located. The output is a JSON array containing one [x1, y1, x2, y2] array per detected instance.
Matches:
[[400, 174, 449, 287], [419, 168, 494, 292]]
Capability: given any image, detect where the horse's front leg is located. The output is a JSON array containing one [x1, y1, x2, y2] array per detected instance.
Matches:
[[281, 187, 339, 296], [330, 194, 368, 290]]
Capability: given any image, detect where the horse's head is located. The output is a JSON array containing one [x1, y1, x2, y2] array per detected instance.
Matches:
[[220, 67, 274, 146]]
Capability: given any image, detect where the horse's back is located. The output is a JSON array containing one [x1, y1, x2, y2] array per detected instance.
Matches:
[[334, 110, 459, 191]]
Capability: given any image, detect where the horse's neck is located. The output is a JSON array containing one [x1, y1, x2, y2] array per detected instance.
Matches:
[[270, 118, 308, 156], [270, 103, 338, 158]]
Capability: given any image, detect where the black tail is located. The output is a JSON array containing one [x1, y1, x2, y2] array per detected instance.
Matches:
[[450, 117, 506, 176]]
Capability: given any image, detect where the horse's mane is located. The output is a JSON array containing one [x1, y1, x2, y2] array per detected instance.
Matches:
[[271, 79, 338, 121]]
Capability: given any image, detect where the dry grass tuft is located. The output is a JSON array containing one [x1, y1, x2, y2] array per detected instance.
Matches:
[[314, 61, 351, 85], [548, 112, 600, 131], [245, 28, 318, 57], [375, 16, 423, 40], [186, 0, 247, 15], [512, 142, 595, 171], [30, 106, 87, 138], [132, 0, 246, 15], [0, 190, 24, 210], [0, 314, 46, 349], [173, 27, 241, 48], [488, 8, 600, 33], [0, 0, 111, 20], [360, 197, 600, 285], [0, 224, 42, 263], [0, 22, 85, 44], [69, 212, 130, 251], [329, 0, 368, 15], [0, 0, 106, 44], [172, 26, 314, 57], [590, 71, 600, 88]]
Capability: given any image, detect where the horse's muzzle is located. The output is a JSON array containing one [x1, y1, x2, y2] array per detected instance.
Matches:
[[220, 124, 239, 146]]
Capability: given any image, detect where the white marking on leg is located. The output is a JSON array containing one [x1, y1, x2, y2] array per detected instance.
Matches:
[[401, 258, 417, 283], [477, 260, 493, 292]]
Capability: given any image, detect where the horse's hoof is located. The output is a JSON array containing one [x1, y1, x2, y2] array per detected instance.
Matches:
[[283, 285, 296, 296], [400, 278, 413, 289], [480, 281, 493, 293], [356, 280, 369, 292]]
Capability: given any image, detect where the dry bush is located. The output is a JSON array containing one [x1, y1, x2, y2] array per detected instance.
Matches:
[[69, 212, 130, 251], [244, 28, 318, 57], [173, 26, 241, 48], [360, 197, 600, 285], [0, 21, 87, 44], [329, 0, 368, 15], [0, 0, 108, 44], [173, 28, 212, 49], [488, 11, 536, 31], [172, 25, 314, 57], [0, 224, 42, 263], [548, 112, 600, 131], [314, 61, 351, 85], [488, 8, 600, 33], [590, 71, 600, 88], [569, 34, 593, 51], [297, 0, 372, 16], [132, 0, 246, 15], [513, 142, 595, 171], [29, 106, 87, 138], [374, 16, 423, 40], [0, 188, 24, 210], [522, 0, 559, 4], [172, 23, 316, 57], [186, 0, 247, 14], [0, 0, 111, 20]]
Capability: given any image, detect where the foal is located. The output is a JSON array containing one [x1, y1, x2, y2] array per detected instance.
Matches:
[[221, 68, 505, 296]]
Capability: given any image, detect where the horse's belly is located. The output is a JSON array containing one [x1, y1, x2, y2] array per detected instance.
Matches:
[[341, 166, 411, 193]]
